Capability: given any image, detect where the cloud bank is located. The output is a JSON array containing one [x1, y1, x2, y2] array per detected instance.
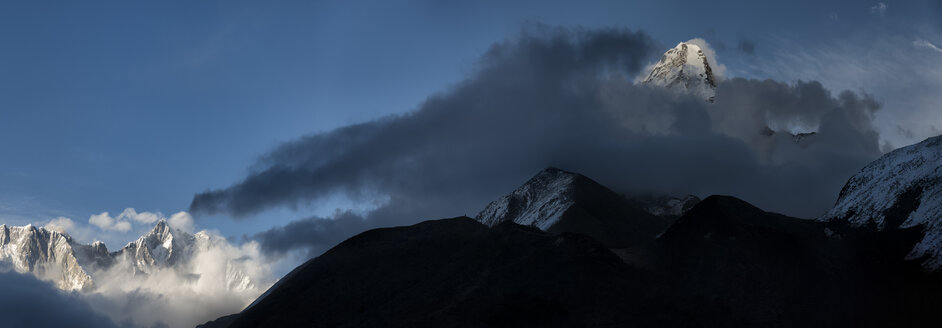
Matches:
[[191, 26, 883, 258], [79, 229, 273, 328]]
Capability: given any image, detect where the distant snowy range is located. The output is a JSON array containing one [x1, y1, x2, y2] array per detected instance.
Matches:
[[4, 32, 942, 327], [0, 216, 272, 327]]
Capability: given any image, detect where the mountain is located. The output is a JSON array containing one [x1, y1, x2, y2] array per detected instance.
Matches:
[[117, 220, 197, 274], [0, 224, 94, 291], [202, 166, 942, 327], [0, 220, 255, 293], [475, 167, 672, 248], [822, 135, 942, 270], [642, 41, 717, 102], [199, 218, 702, 328], [656, 195, 933, 326]]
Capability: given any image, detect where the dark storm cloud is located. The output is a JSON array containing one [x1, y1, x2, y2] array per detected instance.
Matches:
[[0, 271, 124, 328], [190, 25, 660, 218], [191, 26, 883, 256], [738, 38, 756, 55]]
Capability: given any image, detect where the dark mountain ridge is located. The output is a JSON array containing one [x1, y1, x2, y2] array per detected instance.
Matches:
[[476, 167, 673, 248], [208, 218, 701, 328], [657, 195, 935, 326], [201, 136, 942, 327]]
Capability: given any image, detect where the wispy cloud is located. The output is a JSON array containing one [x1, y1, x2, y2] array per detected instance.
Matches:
[[746, 31, 942, 147], [914, 39, 942, 56], [870, 2, 887, 16]]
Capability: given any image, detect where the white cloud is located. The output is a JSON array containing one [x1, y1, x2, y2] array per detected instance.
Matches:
[[88, 212, 131, 233], [81, 230, 275, 328], [88, 208, 195, 234], [870, 2, 887, 16], [685, 38, 727, 80], [44, 217, 75, 233], [116, 208, 161, 224], [168, 211, 194, 233], [914, 39, 942, 56]]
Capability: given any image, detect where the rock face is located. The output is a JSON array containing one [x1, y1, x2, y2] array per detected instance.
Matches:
[[475, 167, 671, 248], [642, 41, 717, 102], [822, 135, 942, 269], [0, 224, 94, 291]]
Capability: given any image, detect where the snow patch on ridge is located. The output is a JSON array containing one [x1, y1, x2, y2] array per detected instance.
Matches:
[[476, 168, 577, 230], [641, 40, 720, 102], [822, 135, 942, 269]]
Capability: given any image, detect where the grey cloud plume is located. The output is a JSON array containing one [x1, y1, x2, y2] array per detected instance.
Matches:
[[191, 26, 883, 257]]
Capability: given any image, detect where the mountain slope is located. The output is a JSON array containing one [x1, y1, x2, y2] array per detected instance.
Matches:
[[658, 195, 938, 326], [475, 167, 671, 248], [642, 41, 717, 102], [202, 164, 942, 327], [206, 218, 701, 328], [822, 135, 942, 269]]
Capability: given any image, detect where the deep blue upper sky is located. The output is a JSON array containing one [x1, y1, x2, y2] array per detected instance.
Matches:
[[1, 0, 940, 246]]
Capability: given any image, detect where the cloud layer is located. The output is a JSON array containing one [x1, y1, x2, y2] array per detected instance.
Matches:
[[191, 26, 884, 257], [80, 229, 272, 328]]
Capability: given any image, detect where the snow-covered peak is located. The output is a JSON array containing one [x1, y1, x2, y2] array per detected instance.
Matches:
[[121, 219, 195, 272], [642, 41, 717, 102], [822, 135, 942, 269], [0, 224, 94, 291], [476, 167, 579, 230]]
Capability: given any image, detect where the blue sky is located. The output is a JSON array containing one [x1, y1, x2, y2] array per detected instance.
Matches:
[[1, 0, 940, 248]]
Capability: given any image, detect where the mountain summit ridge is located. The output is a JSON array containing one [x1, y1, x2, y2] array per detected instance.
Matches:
[[642, 41, 717, 102], [475, 167, 673, 248]]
